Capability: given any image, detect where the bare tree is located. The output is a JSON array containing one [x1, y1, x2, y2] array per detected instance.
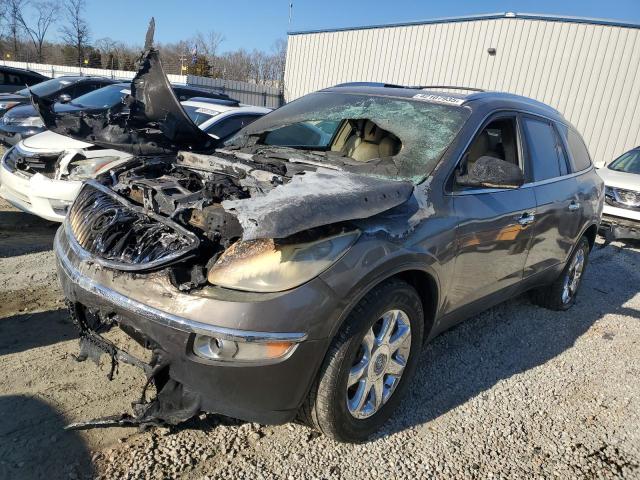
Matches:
[[59, 0, 89, 66], [15, 1, 59, 62], [194, 30, 224, 74], [6, 0, 27, 58]]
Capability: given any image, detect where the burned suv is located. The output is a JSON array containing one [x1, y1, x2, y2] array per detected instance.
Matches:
[[54, 74, 603, 441]]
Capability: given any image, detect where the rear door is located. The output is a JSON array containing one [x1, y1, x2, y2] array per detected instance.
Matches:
[[521, 115, 581, 277], [448, 113, 536, 310]]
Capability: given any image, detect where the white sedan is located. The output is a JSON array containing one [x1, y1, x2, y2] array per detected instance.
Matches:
[[0, 99, 270, 222], [598, 147, 640, 241]]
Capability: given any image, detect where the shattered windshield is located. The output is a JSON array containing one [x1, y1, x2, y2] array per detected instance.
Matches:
[[227, 92, 470, 181]]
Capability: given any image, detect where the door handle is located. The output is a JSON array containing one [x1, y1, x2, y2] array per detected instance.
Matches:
[[568, 201, 581, 212], [517, 213, 535, 225]]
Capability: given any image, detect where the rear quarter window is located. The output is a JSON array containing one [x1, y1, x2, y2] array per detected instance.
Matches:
[[565, 128, 592, 171]]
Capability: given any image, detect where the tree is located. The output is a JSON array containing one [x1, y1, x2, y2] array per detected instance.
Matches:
[[59, 0, 89, 66], [15, 0, 59, 62], [194, 30, 224, 75], [6, 0, 27, 58]]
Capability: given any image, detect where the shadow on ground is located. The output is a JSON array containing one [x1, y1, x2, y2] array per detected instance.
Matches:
[[0, 209, 58, 258], [0, 309, 74, 356], [0, 395, 94, 479], [380, 243, 640, 437]]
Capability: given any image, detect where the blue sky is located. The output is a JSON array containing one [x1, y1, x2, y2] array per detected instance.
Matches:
[[85, 0, 640, 52]]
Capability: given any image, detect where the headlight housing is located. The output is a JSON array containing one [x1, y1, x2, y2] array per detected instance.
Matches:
[[0, 101, 20, 110], [207, 230, 359, 292], [14, 116, 45, 128], [67, 156, 120, 180]]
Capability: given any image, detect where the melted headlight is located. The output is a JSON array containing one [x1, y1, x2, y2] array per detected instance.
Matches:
[[207, 231, 359, 292]]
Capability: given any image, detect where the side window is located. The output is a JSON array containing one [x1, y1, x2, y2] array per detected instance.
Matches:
[[69, 82, 100, 98], [0, 73, 5, 84], [522, 117, 564, 181], [463, 117, 520, 172], [565, 128, 592, 172], [207, 115, 259, 140]]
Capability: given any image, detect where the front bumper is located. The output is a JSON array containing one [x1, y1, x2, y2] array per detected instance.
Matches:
[[0, 124, 45, 146], [600, 213, 640, 241], [0, 153, 81, 221], [54, 226, 337, 424]]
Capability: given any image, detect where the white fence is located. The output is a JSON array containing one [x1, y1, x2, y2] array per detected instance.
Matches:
[[1, 59, 284, 108], [186, 75, 284, 109]]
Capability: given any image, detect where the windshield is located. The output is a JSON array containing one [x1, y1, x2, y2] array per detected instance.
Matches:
[[183, 104, 222, 126], [227, 92, 470, 181], [17, 77, 77, 97], [609, 150, 640, 175], [70, 84, 129, 108]]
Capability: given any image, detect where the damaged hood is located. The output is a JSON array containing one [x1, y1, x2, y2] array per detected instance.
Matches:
[[225, 169, 414, 240], [31, 52, 215, 156]]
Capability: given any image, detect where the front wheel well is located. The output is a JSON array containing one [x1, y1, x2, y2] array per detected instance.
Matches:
[[394, 270, 438, 340]]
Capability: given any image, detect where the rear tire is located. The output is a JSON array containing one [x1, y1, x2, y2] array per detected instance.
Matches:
[[530, 236, 590, 311], [301, 279, 424, 442]]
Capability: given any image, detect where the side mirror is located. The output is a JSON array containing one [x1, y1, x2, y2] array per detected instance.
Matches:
[[456, 156, 524, 189], [58, 93, 72, 104]]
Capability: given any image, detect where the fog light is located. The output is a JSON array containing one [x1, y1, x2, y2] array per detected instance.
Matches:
[[193, 334, 296, 363]]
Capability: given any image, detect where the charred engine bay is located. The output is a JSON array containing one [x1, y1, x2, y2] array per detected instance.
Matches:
[[74, 148, 414, 291]]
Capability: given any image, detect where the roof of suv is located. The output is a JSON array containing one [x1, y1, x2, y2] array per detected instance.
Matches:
[[323, 82, 565, 122]]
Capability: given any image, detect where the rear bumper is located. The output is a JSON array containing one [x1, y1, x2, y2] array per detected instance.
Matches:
[[54, 227, 334, 425], [0, 152, 81, 221]]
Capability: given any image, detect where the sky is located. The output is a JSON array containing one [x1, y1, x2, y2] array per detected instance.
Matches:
[[85, 0, 640, 53]]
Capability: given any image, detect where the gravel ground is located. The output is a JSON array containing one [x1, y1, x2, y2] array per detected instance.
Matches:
[[0, 196, 639, 479]]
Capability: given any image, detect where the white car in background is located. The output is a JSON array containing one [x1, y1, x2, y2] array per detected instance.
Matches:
[[598, 146, 640, 241], [0, 99, 270, 221]]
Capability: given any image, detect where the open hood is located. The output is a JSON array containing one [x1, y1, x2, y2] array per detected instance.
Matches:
[[31, 19, 215, 156]]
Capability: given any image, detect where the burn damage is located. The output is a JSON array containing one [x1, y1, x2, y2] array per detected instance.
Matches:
[[31, 19, 215, 156]]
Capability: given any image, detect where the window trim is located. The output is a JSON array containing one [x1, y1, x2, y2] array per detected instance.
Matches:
[[560, 125, 594, 174]]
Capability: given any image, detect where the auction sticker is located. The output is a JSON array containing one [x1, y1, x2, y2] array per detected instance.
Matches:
[[412, 93, 465, 106]]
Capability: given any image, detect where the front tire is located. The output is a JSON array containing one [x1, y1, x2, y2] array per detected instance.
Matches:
[[530, 236, 590, 311], [301, 279, 424, 442]]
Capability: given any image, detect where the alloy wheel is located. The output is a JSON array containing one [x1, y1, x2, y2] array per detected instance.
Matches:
[[346, 309, 412, 419]]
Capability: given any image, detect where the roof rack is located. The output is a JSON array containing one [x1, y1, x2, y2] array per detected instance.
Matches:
[[332, 82, 485, 92], [415, 85, 486, 92]]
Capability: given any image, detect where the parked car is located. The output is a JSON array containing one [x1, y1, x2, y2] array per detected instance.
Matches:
[[0, 97, 268, 222], [0, 82, 237, 146], [0, 75, 117, 120], [53, 67, 604, 441], [0, 65, 48, 94], [598, 146, 640, 240]]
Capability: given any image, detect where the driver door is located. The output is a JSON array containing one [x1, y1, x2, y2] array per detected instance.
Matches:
[[447, 113, 536, 312]]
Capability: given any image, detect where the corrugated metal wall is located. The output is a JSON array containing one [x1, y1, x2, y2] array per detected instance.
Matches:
[[285, 16, 640, 166]]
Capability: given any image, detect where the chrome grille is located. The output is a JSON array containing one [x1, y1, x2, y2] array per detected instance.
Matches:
[[605, 186, 640, 212], [68, 181, 199, 271]]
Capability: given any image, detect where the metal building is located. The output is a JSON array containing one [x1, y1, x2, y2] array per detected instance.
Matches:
[[284, 12, 640, 166]]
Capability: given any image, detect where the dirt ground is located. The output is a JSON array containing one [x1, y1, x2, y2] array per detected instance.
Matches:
[[1, 194, 639, 480]]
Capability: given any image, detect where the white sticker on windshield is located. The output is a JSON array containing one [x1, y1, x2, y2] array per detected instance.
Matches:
[[412, 93, 465, 106], [195, 107, 219, 116]]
